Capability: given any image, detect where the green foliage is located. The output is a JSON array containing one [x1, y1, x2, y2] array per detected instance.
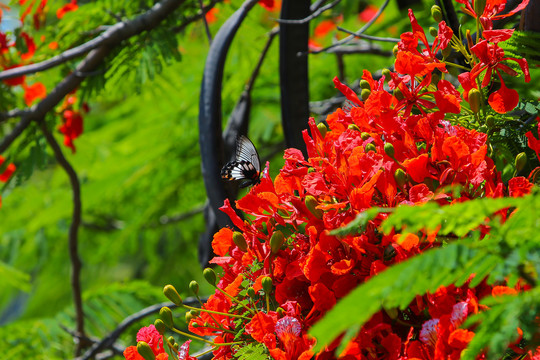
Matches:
[[502, 30, 540, 67], [310, 193, 540, 357], [233, 343, 269, 360]]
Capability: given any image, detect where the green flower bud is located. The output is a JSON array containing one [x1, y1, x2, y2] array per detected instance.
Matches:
[[359, 80, 371, 90], [308, 167, 316, 173], [203, 268, 217, 286], [468, 88, 481, 113], [515, 152, 527, 172], [393, 88, 404, 101], [431, 5, 443, 22], [191, 322, 199, 328], [185, 311, 194, 323], [270, 231, 285, 254], [137, 341, 156, 360], [159, 306, 174, 328], [277, 307, 285, 317], [189, 280, 199, 295], [261, 276, 273, 294], [429, 27, 438, 37], [381, 68, 392, 81], [317, 122, 328, 138], [172, 343, 179, 352], [232, 231, 248, 252], [365, 143, 377, 153], [361, 88, 371, 101], [348, 124, 361, 132], [305, 195, 323, 219], [394, 168, 407, 187], [442, 45, 452, 58], [474, 0, 487, 19], [167, 336, 176, 346], [392, 44, 399, 57], [384, 143, 395, 158], [163, 284, 182, 306], [361, 132, 371, 140], [247, 287, 256, 298], [154, 319, 166, 335], [486, 115, 495, 128]]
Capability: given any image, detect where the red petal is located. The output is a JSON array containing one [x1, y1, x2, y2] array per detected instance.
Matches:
[[488, 82, 519, 113]]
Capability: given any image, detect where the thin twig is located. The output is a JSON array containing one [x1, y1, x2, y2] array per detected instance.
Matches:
[[77, 298, 207, 360], [172, 0, 222, 33], [274, 0, 341, 24], [245, 27, 279, 92], [310, 0, 329, 12], [336, 26, 400, 43], [308, 0, 391, 55], [0, 108, 28, 124], [38, 119, 85, 355], [199, 0, 213, 44]]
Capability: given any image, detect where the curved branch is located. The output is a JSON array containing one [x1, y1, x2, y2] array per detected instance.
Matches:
[[77, 297, 207, 360], [38, 120, 85, 354], [336, 27, 400, 43]]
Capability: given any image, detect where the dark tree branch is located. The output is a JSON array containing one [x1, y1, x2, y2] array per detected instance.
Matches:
[[279, 0, 310, 157], [198, 0, 213, 44], [336, 27, 400, 43], [308, 0, 390, 55], [275, 0, 341, 24], [38, 120, 85, 355], [77, 298, 207, 360]]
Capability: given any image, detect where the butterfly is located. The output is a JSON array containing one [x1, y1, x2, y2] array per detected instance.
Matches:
[[221, 135, 261, 188]]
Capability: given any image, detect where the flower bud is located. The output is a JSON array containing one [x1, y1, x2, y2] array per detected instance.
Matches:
[[361, 88, 371, 101], [384, 143, 395, 158], [159, 306, 174, 328], [154, 319, 166, 335], [392, 44, 399, 57], [163, 285, 182, 306], [247, 287, 256, 298], [189, 280, 199, 295], [137, 341, 156, 360], [305, 195, 323, 219], [262, 276, 273, 294], [167, 336, 176, 346], [277, 307, 285, 317], [185, 311, 194, 323], [515, 152, 527, 172], [442, 46, 452, 58], [429, 27, 438, 37], [359, 79, 371, 90], [486, 115, 495, 128], [317, 122, 328, 138], [203, 268, 217, 286], [381, 68, 391, 80], [431, 5, 443, 22], [270, 231, 285, 254], [348, 124, 361, 132], [394, 168, 407, 187], [308, 167, 316, 173], [393, 88, 404, 101], [365, 143, 376, 153], [474, 0, 487, 19], [468, 88, 481, 113], [361, 132, 371, 140], [172, 343, 179, 352], [232, 231, 248, 252]]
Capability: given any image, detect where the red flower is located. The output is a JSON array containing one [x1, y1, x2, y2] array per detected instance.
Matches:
[[56, 0, 78, 19], [456, 0, 530, 30], [58, 109, 84, 153], [23, 82, 46, 106], [0, 156, 16, 182]]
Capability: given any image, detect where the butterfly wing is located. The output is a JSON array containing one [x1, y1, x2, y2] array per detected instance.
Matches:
[[220, 136, 261, 187]]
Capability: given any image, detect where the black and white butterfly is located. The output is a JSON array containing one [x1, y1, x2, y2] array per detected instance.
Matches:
[[221, 135, 261, 188]]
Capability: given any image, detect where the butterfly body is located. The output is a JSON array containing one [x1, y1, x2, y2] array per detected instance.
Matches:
[[221, 136, 261, 188]]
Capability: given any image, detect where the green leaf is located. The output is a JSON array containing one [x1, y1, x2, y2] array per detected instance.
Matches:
[[234, 343, 269, 360], [0, 261, 31, 292]]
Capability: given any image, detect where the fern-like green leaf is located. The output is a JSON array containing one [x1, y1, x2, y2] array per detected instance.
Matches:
[[234, 343, 269, 360]]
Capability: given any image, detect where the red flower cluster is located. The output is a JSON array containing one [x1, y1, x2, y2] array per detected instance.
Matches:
[[124, 325, 170, 360], [57, 95, 88, 153], [0, 155, 16, 208], [127, 2, 538, 359]]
